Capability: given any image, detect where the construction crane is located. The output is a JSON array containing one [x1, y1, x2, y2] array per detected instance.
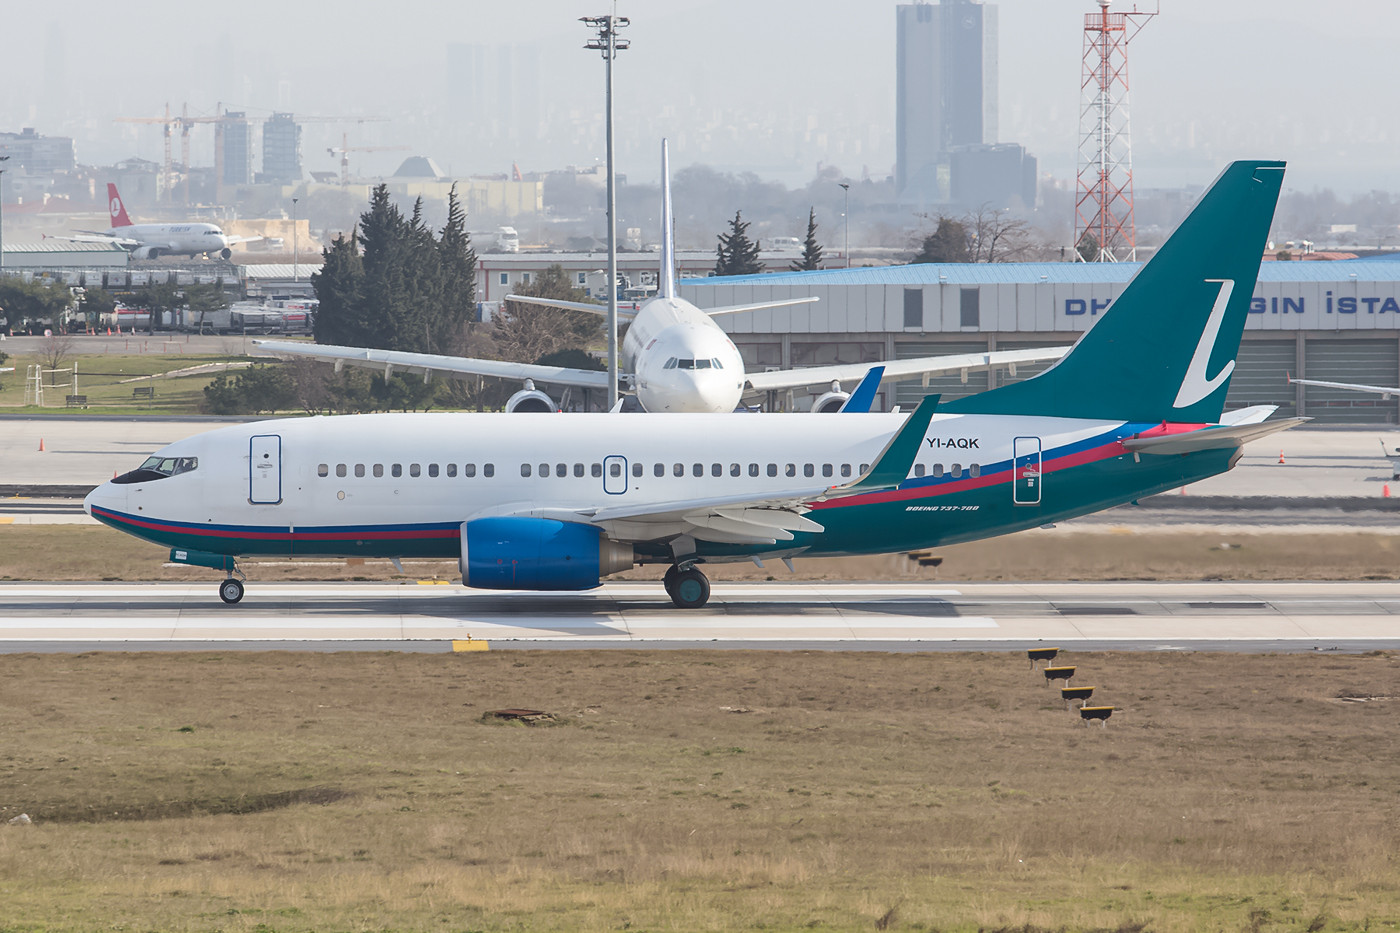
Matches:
[[115, 102, 233, 205], [327, 132, 409, 186]]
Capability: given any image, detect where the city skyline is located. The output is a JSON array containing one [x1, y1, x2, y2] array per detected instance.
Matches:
[[3, 0, 1398, 196]]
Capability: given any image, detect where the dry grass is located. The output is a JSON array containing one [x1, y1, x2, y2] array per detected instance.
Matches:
[[4, 523, 1400, 584], [0, 352, 244, 414], [1, 650, 1399, 931]]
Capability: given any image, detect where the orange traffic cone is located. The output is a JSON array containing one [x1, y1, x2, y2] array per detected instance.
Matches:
[[38, 438, 45, 452], [1385, 484, 1392, 498], [1278, 450, 1286, 464]]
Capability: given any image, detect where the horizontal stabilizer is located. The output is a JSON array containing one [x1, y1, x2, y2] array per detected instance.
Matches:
[[1122, 417, 1308, 455]]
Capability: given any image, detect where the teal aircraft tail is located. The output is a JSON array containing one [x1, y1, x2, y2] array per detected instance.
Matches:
[[943, 160, 1285, 424]]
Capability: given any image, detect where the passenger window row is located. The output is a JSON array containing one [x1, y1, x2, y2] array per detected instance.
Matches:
[[318, 462, 496, 479], [911, 463, 982, 479], [317, 461, 879, 481]]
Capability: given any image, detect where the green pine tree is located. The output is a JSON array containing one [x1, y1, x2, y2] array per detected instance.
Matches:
[[714, 211, 764, 276], [791, 207, 823, 271], [911, 217, 971, 264]]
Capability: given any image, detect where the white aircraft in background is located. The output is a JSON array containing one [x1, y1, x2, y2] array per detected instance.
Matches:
[[45, 183, 262, 260], [257, 140, 1066, 413]]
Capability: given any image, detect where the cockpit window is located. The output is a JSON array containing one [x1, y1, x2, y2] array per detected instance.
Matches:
[[676, 359, 695, 370], [711, 358, 724, 369], [694, 359, 712, 369], [111, 456, 198, 485]]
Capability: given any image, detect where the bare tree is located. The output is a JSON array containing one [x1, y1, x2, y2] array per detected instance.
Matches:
[[964, 205, 1035, 263], [39, 334, 75, 378]]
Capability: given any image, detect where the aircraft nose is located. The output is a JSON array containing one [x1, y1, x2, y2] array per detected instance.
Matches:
[[84, 480, 126, 521]]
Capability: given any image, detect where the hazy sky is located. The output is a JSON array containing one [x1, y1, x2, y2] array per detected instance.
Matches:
[[7, 0, 1399, 195]]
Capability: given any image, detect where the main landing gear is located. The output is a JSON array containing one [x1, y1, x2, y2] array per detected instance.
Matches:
[[663, 564, 711, 609]]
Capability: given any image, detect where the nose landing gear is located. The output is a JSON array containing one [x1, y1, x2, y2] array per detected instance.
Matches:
[[219, 576, 245, 604], [663, 564, 710, 609]]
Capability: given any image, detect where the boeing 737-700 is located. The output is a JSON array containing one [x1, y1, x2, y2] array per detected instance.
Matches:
[[46, 183, 262, 260], [86, 161, 1299, 609], [257, 141, 1066, 413]]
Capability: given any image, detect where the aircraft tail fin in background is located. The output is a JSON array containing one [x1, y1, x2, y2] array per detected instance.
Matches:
[[943, 160, 1285, 425], [106, 183, 134, 228], [659, 139, 677, 300]]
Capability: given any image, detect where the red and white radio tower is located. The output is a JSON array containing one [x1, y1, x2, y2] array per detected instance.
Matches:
[[1075, 1, 1157, 262]]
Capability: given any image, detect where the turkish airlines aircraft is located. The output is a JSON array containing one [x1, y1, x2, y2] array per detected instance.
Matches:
[[87, 161, 1300, 609], [46, 183, 262, 260], [257, 140, 1066, 413]]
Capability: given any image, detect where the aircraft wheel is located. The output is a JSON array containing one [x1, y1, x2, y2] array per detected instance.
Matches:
[[669, 567, 710, 609], [662, 565, 681, 599], [219, 578, 245, 604]]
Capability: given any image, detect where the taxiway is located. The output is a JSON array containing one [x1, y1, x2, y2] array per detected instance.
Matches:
[[2, 581, 1398, 652]]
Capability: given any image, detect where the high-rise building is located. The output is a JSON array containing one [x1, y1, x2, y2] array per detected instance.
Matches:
[[261, 113, 302, 185], [896, 0, 1001, 206], [0, 127, 77, 175], [220, 112, 251, 187]]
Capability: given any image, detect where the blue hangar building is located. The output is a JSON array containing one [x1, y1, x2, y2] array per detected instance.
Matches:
[[680, 257, 1400, 424]]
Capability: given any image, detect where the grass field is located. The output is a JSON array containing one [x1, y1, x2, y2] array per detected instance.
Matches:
[[1, 649, 1397, 932], [3, 523, 1400, 584], [0, 350, 250, 415]]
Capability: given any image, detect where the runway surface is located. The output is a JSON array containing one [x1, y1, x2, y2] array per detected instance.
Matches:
[[3, 581, 1398, 652]]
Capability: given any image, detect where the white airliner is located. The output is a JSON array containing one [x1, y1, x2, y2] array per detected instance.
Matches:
[[45, 183, 262, 260], [256, 140, 1065, 413], [86, 161, 1301, 609]]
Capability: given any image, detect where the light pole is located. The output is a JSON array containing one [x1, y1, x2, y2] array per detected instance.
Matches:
[[838, 182, 850, 268], [582, 10, 629, 408], [0, 156, 9, 279], [291, 197, 299, 286]]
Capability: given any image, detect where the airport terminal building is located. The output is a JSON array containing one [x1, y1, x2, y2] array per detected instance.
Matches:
[[681, 258, 1400, 423]]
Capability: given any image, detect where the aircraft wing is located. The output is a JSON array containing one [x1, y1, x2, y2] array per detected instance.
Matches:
[[226, 235, 264, 246], [1289, 376, 1400, 399], [702, 296, 820, 316], [504, 294, 636, 321], [252, 340, 611, 390], [1121, 417, 1309, 456], [742, 346, 1070, 394], [511, 395, 940, 546], [43, 232, 140, 249]]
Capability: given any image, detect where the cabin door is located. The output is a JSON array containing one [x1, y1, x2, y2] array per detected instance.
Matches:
[[1012, 436, 1041, 506], [249, 434, 283, 505], [602, 455, 628, 495]]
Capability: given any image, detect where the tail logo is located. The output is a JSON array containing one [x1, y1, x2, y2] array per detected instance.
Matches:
[[1172, 278, 1236, 410], [110, 197, 122, 221]]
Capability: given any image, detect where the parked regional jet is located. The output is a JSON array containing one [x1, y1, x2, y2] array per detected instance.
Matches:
[[86, 161, 1298, 609], [46, 183, 262, 260], [256, 140, 1066, 413]]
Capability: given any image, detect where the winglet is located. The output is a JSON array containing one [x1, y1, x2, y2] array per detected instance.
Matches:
[[838, 366, 885, 413], [837, 393, 939, 494]]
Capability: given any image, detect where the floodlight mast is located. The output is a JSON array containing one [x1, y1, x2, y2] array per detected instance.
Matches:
[[581, 12, 630, 407]]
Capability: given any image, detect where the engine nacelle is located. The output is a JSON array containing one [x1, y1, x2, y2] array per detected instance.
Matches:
[[220, 247, 232, 260], [459, 517, 634, 590], [505, 387, 558, 412], [810, 389, 851, 413], [132, 246, 161, 260]]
